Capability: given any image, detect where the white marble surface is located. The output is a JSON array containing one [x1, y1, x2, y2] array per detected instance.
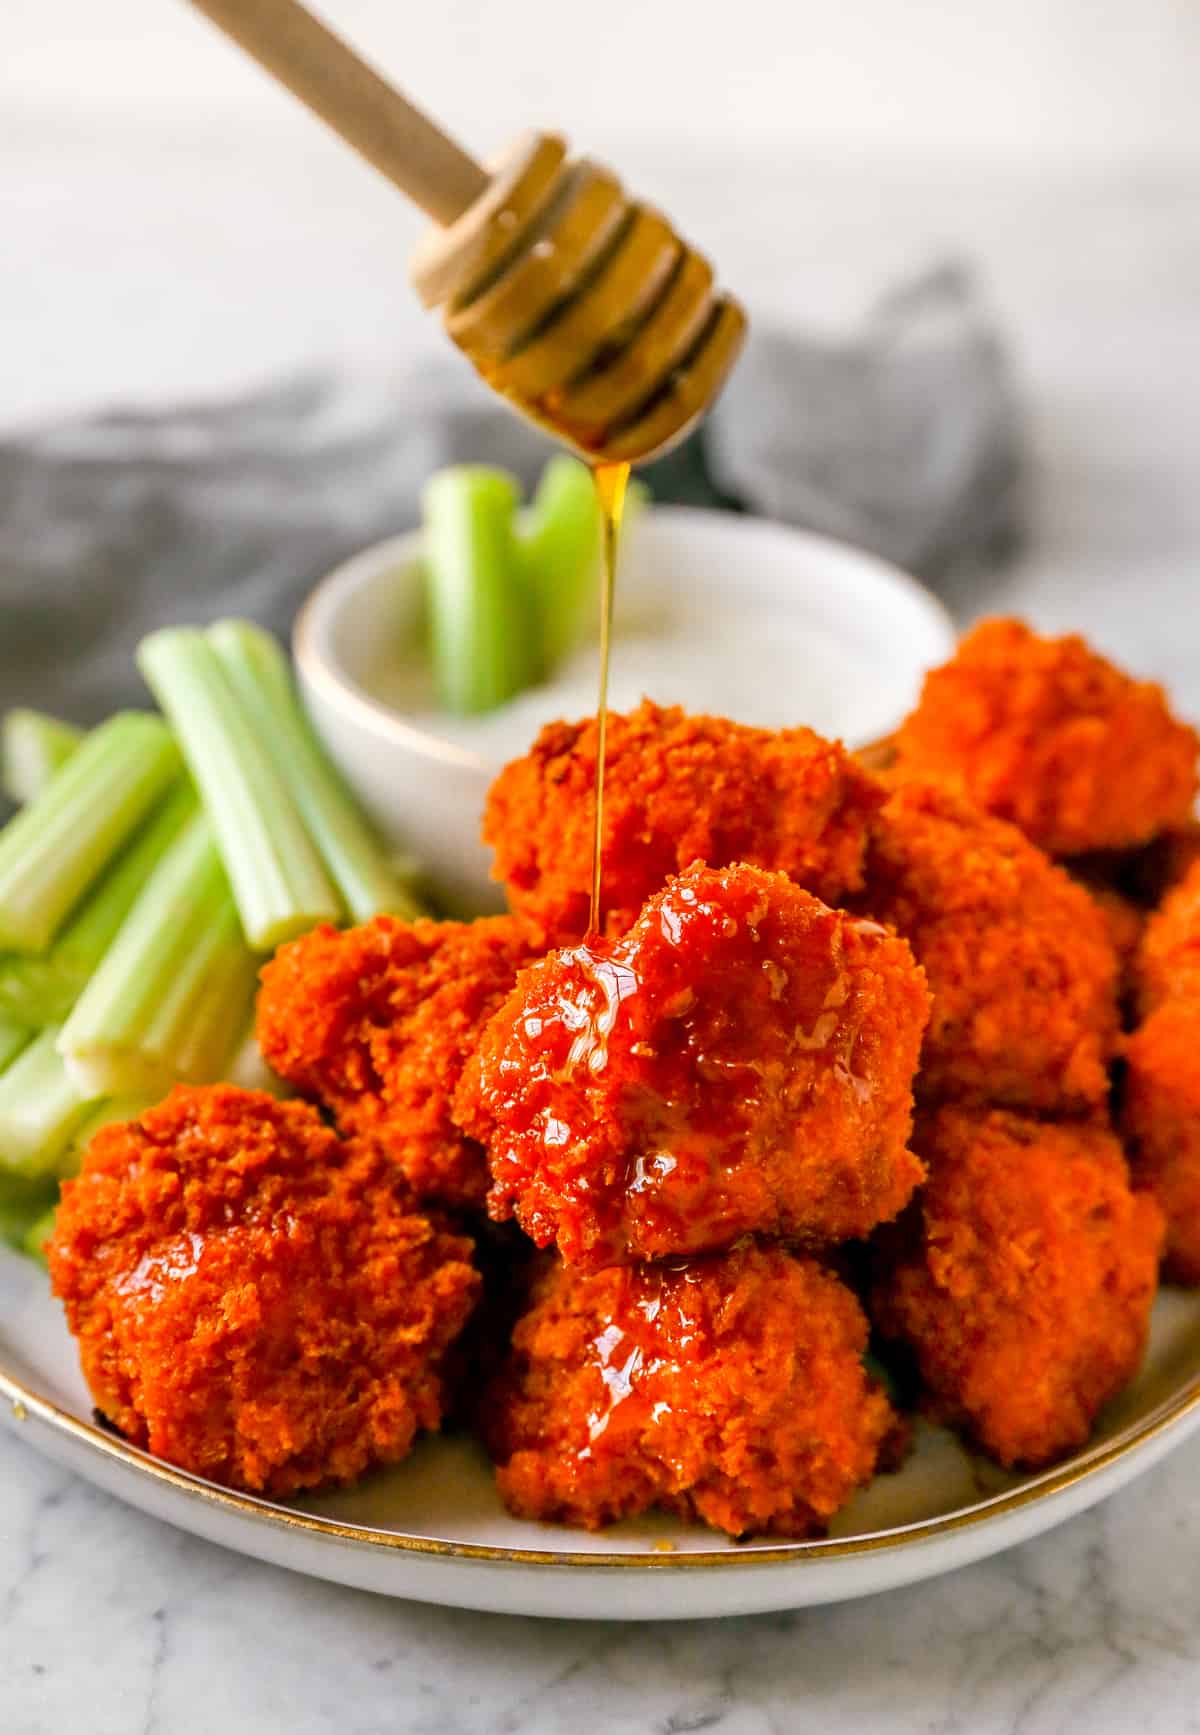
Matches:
[[6, 1422, 1200, 1734], [4, 137, 1200, 1730]]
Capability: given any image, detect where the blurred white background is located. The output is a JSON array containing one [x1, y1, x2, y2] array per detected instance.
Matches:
[[4, 0, 1199, 687], [8, 0, 1200, 167], [5, 0, 1199, 428]]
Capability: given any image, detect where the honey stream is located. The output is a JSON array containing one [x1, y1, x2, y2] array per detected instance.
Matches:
[[587, 460, 632, 936]]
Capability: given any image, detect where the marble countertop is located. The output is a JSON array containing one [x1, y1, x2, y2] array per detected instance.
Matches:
[[3, 141, 1200, 1732]]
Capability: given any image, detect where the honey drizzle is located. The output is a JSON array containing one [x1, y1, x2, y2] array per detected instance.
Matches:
[[587, 460, 631, 936]]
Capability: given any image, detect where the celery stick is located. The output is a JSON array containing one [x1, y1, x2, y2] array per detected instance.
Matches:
[[1, 710, 84, 806], [0, 1017, 32, 1075], [422, 466, 539, 715], [0, 1173, 58, 1255], [207, 620, 425, 923], [142, 893, 256, 1083], [226, 1023, 291, 1098], [0, 1028, 94, 1179], [138, 630, 342, 948], [175, 944, 258, 1085], [0, 782, 196, 1026], [2, 1094, 157, 1260], [58, 812, 241, 1097], [519, 463, 650, 671], [70, 1093, 156, 1153], [23, 1201, 59, 1265], [518, 456, 602, 671], [0, 713, 180, 953]]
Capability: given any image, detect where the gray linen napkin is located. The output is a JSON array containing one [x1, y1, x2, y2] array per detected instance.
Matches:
[[0, 262, 1022, 728]]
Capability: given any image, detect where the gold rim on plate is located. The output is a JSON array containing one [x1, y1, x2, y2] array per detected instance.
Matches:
[[4, 1353, 1200, 1572]]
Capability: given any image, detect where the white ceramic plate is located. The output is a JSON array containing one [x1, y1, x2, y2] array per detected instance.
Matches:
[[5, 1245, 1200, 1619]]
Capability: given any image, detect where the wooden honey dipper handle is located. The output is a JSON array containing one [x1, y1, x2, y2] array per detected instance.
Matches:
[[184, 0, 489, 226]]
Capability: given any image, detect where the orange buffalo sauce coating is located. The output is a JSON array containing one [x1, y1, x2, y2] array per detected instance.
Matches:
[[481, 1243, 897, 1537], [1123, 1000, 1200, 1285], [48, 1087, 480, 1496], [483, 701, 884, 945], [455, 860, 930, 1267], [1133, 858, 1200, 1019], [257, 914, 536, 1208], [871, 1106, 1163, 1468], [863, 781, 1120, 1112], [893, 617, 1198, 856]]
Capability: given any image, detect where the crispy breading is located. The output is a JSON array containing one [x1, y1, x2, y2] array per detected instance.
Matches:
[[1134, 859, 1200, 1018], [256, 915, 535, 1208], [48, 1087, 480, 1496], [864, 780, 1120, 1111], [484, 700, 884, 944], [457, 861, 929, 1267], [871, 1105, 1162, 1467], [481, 1243, 897, 1537], [893, 618, 1197, 855], [1123, 1000, 1200, 1284]]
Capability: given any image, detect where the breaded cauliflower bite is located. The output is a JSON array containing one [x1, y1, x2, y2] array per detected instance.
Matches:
[[481, 1243, 897, 1537], [1123, 1000, 1200, 1284], [863, 781, 1120, 1112], [1075, 875, 1145, 1004], [48, 1087, 480, 1496], [1134, 858, 1200, 1018], [456, 861, 930, 1267], [871, 1106, 1163, 1468], [893, 617, 1198, 856], [257, 915, 535, 1208], [484, 700, 884, 944]]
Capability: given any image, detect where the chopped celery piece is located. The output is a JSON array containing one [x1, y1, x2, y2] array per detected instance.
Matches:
[[0, 1028, 93, 1179], [226, 1023, 291, 1098], [0, 1017, 32, 1075], [2, 710, 84, 805], [70, 1093, 156, 1154], [144, 894, 257, 1084], [0, 782, 196, 1026], [0, 712, 180, 953], [0, 1172, 58, 1255], [138, 629, 341, 949], [23, 1201, 59, 1265], [58, 812, 252, 1097], [518, 456, 602, 670], [422, 466, 539, 715], [206, 620, 424, 923]]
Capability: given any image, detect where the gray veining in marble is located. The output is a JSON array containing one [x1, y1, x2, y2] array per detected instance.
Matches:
[[5, 1423, 1200, 1734], [3, 145, 1200, 1732]]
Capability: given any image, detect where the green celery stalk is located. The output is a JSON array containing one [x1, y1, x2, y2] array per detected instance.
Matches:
[[422, 466, 539, 715], [57, 811, 247, 1097], [2, 1093, 156, 1262], [0, 1027, 94, 1179], [0, 782, 196, 1026], [0, 713, 180, 953], [144, 894, 257, 1083], [22, 1201, 59, 1265], [206, 620, 425, 923], [1, 710, 84, 806], [225, 1023, 291, 1098], [518, 456, 603, 671], [175, 948, 258, 1084], [70, 1093, 157, 1154], [137, 630, 342, 949], [519, 462, 650, 672], [0, 1172, 59, 1255], [0, 1017, 32, 1075]]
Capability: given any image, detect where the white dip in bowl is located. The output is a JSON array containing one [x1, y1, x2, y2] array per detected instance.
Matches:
[[295, 506, 955, 916]]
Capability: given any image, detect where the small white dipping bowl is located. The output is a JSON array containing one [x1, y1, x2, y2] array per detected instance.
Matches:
[[294, 506, 955, 917]]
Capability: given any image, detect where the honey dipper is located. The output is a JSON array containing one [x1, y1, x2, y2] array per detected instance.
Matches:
[[185, 0, 746, 464]]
